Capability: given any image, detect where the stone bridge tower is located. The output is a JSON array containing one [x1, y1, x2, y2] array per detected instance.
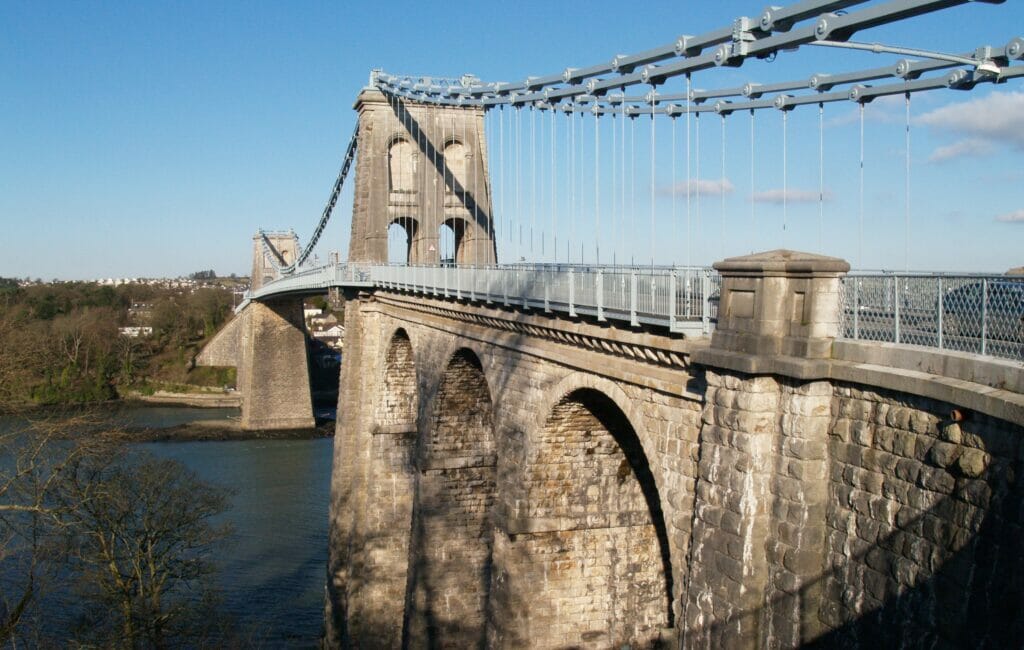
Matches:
[[348, 84, 496, 266], [250, 230, 300, 291]]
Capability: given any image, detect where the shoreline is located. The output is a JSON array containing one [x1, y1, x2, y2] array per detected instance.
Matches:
[[123, 389, 243, 408], [3, 400, 335, 442], [114, 418, 335, 442]]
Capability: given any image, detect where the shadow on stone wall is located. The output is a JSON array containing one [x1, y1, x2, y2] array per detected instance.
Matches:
[[386, 96, 495, 257], [685, 407, 1023, 648]]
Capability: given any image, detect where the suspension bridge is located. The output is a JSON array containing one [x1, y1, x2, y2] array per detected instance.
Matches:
[[196, 1, 1024, 647]]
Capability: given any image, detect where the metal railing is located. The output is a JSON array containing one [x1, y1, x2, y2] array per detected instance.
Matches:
[[243, 263, 720, 335], [840, 273, 1024, 362], [245, 265, 1023, 362]]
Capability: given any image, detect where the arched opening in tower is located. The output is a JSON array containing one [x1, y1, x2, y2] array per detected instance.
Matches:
[[496, 387, 673, 646], [388, 217, 417, 265], [442, 139, 468, 203], [439, 218, 467, 266], [406, 348, 496, 647]]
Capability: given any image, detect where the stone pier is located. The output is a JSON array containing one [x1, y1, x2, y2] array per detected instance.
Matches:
[[197, 296, 315, 431]]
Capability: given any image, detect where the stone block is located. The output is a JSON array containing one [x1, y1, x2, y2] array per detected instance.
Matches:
[[928, 442, 962, 468]]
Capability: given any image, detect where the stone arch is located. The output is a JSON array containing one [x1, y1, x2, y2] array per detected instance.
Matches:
[[497, 381, 673, 646], [387, 136, 417, 194], [388, 216, 418, 264], [439, 217, 469, 265], [376, 328, 418, 430], [406, 347, 497, 646], [350, 327, 421, 642]]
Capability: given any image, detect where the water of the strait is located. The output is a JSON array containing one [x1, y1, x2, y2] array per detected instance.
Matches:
[[3, 405, 333, 647]]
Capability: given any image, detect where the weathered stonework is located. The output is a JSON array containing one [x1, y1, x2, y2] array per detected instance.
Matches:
[[237, 299, 315, 430], [349, 90, 495, 265], [327, 290, 701, 648], [326, 249, 1024, 648], [196, 296, 314, 430]]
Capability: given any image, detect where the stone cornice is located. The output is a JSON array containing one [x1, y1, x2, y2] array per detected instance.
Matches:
[[365, 290, 705, 400], [372, 290, 696, 371]]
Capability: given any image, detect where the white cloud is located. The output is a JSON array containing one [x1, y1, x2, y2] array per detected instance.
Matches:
[[927, 138, 992, 163], [660, 178, 734, 197], [827, 94, 909, 127], [995, 209, 1024, 223], [917, 91, 1024, 149], [750, 189, 829, 204]]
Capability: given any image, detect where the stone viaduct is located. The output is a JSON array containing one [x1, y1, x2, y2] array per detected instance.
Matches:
[[201, 90, 1024, 647]]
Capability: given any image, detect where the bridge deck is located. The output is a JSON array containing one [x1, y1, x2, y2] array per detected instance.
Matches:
[[246, 264, 1024, 363]]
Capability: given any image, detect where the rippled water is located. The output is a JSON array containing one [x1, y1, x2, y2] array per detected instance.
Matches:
[[143, 435, 333, 646]]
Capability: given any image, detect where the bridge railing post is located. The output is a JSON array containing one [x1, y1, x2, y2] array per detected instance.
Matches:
[[469, 265, 476, 303], [981, 277, 988, 356], [568, 268, 576, 317], [669, 270, 678, 330], [522, 268, 529, 310], [893, 275, 901, 344], [853, 278, 860, 339], [502, 267, 509, 306], [630, 272, 638, 327], [544, 269, 551, 313], [937, 276, 944, 349], [456, 265, 462, 301], [597, 269, 605, 321], [701, 269, 711, 335]]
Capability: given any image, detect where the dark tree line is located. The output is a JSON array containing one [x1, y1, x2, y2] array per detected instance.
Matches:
[[0, 280, 235, 411]]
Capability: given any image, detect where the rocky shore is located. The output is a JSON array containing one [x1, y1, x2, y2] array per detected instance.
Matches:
[[113, 417, 334, 442]]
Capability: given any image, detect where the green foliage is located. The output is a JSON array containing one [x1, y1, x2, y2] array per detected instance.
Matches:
[[186, 365, 237, 388], [308, 295, 328, 312], [0, 281, 236, 410]]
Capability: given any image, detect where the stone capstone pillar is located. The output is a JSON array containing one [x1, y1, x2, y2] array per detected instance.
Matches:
[[686, 250, 848, 647]]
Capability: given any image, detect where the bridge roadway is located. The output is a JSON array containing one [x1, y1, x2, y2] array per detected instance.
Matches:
[[241, 262, 722, 338]]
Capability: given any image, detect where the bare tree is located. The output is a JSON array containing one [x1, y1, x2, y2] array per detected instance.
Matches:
[[57, 452, 231, 647], [1, 416, 234, 647], [0, 414, 104, 643]]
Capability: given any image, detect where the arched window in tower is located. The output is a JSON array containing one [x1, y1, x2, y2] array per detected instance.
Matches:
[[388, 138, 417, 196], [443, 140, 470, 202]]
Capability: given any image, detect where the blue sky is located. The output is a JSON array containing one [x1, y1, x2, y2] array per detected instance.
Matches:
[[2, 0, 1022, 279]]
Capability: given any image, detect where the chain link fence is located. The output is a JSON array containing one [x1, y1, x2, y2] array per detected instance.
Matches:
[[840, 274, 1024, 363]]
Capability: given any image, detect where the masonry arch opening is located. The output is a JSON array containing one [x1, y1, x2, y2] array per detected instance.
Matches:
[[442, 139, 468, 199], [388, 218, 417, 265], [353, 328, 420, 638], [377, 328, 417, 430], [503, 387, 673, 645], [438, 219, 466, 266], [406, 348, 496, 646]]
